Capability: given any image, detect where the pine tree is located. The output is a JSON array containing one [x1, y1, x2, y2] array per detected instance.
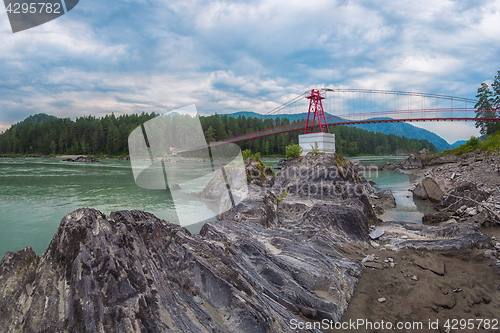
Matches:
[[205, 126, 216, 143], [492, 71, 500, 106], [474, 82, 496, 135]]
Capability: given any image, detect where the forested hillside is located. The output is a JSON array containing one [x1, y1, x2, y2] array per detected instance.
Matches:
[[0, 112, 437, 156], [228, 111, 453, 151]]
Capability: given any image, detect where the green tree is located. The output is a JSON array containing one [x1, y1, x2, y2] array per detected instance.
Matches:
[[205, 125, 216, 143], [475, 71, 500, 135], [264, 140, 270, 155], [492, 70, 500, 106], [286, 144, 302, 159], [0, 112, 438, 156], [475, 82, 496, 135], [242, 149, 252, 160], [49, 140, 56, 155], [466, 136, 480, 147]]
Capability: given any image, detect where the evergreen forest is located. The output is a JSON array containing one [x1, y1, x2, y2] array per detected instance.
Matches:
[[0, 112, 438, 157]]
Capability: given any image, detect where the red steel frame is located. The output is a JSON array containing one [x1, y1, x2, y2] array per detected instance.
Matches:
[[304, 89, 329, 134]]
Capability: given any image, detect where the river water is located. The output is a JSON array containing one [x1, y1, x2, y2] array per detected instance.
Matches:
[[1, 156, 433, 258], [0, 157, 216, 257], [346, 156, 436, 223]]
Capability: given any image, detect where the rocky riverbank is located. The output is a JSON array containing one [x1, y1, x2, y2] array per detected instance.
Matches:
[[1, 152, 499, 332], [343, 150, 500, 332], [63, 156, 101, 163]]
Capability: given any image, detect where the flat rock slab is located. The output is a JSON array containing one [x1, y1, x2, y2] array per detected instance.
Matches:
[[369, 228, 385, 240]]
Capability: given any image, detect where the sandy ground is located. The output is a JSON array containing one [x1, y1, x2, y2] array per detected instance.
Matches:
[[339, 155, 500, 333], [340, 236, 500, 333]]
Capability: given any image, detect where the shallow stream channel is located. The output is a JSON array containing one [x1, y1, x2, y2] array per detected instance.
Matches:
[[346, 156, 437, 223]]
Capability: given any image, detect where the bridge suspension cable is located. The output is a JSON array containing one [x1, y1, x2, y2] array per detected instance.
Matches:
[[262, 88, 484, 123], [179, 89, 499, 153]]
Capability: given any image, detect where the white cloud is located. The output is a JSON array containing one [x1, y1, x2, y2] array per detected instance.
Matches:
[[1, 0, 500, 145], [0, 20, 126, 61]]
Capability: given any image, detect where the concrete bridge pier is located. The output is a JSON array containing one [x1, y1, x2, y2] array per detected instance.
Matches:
[[299, 132, 336, 155]]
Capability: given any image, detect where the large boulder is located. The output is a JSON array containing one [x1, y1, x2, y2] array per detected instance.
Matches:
[[272, 153, 377, 225], [199, 162, 248, 213], [218, 185, 279, 227], [369, 190, 397, 215], [413, 182, 428, 200], [422, 177, 444, 202], [412, 177, 444, 203], [399, 154, 423, 169], [301, 203, 370, 243], [374, 190, 396, 209], [381, 162, 397, 170], [422, 211, 451, 224]]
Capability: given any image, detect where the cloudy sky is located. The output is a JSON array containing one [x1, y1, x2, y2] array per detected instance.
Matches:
[[1, 0, 500, 143]]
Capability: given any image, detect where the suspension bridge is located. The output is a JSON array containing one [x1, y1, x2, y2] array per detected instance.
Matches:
[[214, 88, 499, 145]]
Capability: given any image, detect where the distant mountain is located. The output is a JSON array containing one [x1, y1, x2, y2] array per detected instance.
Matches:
[[13, 113, 58, 127], [450, 140, 467, 148], [349, 120, 452, 151], [227, 111, 453, 151]]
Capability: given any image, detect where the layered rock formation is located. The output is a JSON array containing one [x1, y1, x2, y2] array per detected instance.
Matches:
[[0, 207, 368, 333]]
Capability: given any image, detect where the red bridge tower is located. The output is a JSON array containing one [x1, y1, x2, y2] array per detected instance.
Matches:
[[304, 89, 329, 134]]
